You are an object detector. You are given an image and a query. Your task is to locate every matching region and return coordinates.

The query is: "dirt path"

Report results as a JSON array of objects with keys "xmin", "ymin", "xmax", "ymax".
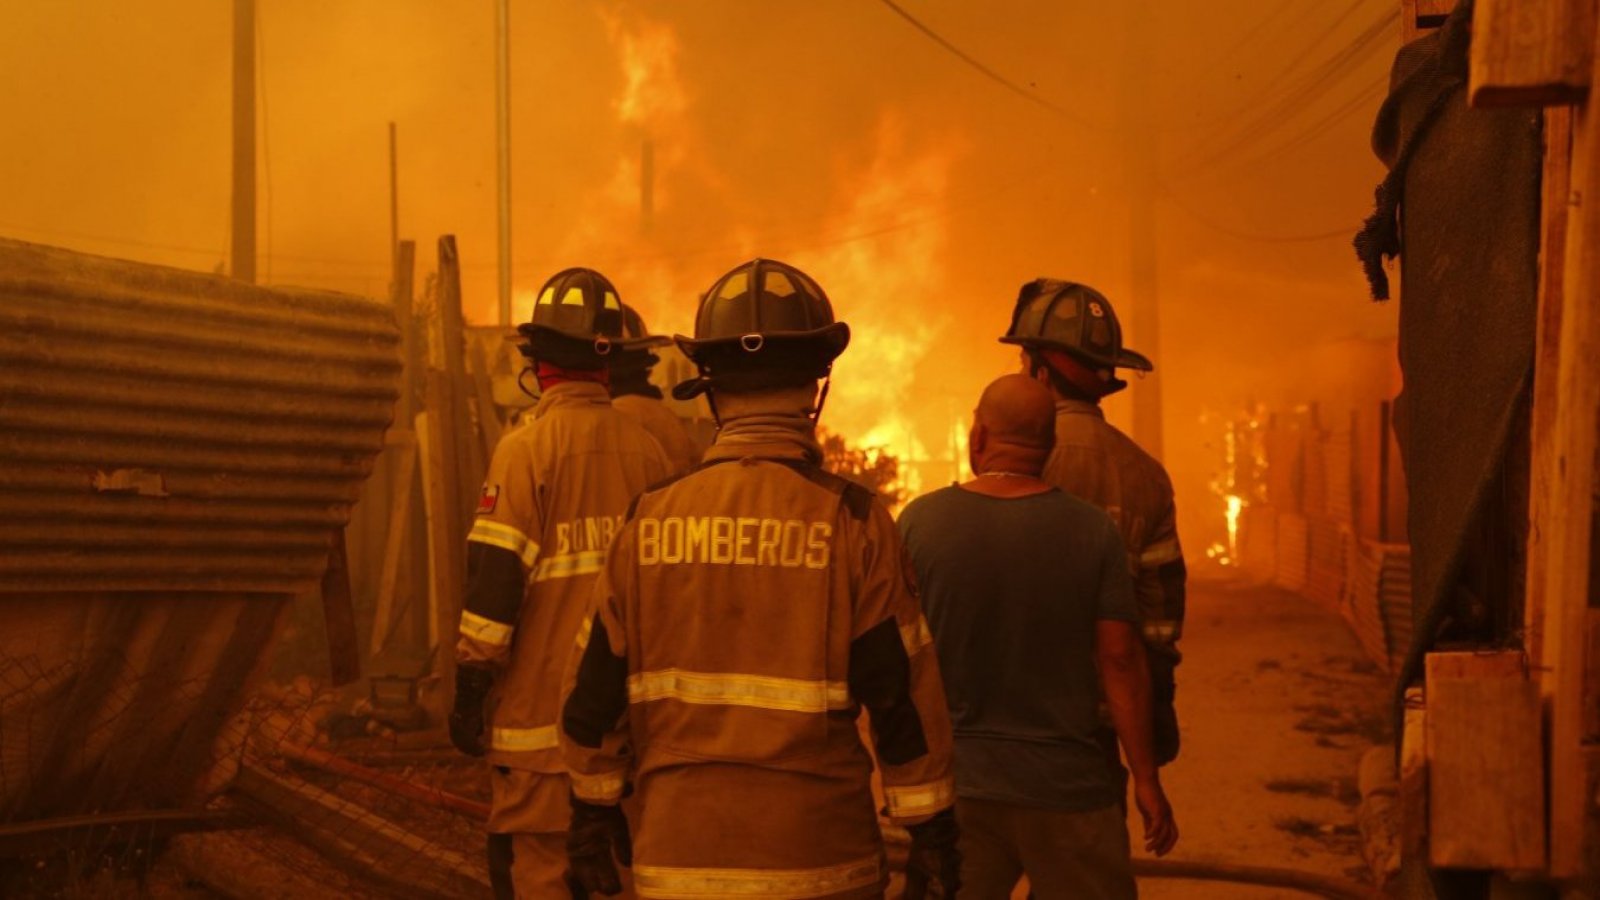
[{"xmin": 1124, "ymin": 577, "xmax": 1390, "ymax": 899}]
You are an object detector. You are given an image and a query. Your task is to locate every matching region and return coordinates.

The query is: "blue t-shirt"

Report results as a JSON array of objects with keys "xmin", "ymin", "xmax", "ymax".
[{"xmin": 898, "ymin": 485, "xmax": 1137, "ymax": 812}]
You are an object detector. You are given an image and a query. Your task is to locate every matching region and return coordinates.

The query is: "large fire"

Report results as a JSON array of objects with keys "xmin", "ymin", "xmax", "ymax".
[{"xmin": 540, "ymin": 7, "xmax": 964, "ymax": 500}]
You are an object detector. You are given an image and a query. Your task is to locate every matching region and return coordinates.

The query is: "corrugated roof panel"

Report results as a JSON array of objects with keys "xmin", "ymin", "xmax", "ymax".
[{"xmin": 0, "ymin": 238, "xmax": 400, "ymax": 594}]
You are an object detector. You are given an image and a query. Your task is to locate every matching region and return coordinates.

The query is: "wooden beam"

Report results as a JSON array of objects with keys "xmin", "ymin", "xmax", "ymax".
[
  {"xmin": 1426, "ymin": 678, "xmax": 1546, "ymax": 870},
  {"xmin": 1525, "ymin": 107, "xmax": 1575, "ymax": 673},
  {"xmin": 1541, "ymin": 22, "xmax": 1600, "ymax": 874},
  {"xmin": 1470, "ymin": 0, "xmax": 1594, "ymax": 108},
  {"xmin": 368, "ymin": 435, "xmax": 418, "ymax": 658},
  {"xmin": 320, "ymin": 529, "xmax": 361, "ymax": 687}
]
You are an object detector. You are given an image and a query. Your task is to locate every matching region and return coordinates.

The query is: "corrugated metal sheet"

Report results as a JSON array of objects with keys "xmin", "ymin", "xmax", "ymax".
[
  {"xmin": 1347, "ymin": 540, "xmax": 1391, "ymax": 669},
  {"xmin": 0, "ymin": 238, "xmax": 399, "ymax": 594},
  {"xmin": 1274, "ymin": 513, "xmax": 1310, "ymax": 592}
]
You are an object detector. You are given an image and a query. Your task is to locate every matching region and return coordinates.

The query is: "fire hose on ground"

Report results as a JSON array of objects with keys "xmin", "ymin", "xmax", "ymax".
[
  {"xmin": 281, "ymin": 744, "xmax": 1374, "ymax": 899},
  {"xmin": 1131, "ymin": 858, "xmax": 1373, "ymax": 899}
]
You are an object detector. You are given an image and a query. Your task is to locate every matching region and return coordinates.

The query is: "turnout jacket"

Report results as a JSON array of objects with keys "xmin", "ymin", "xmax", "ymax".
[
  {"xmin": 457, "ymin": 381, "xmax": 672, "ymax": 773},
  {"xmin": 613, "ymin": 392, "xmax": 700, "ymax": 476},
  {"xmin": 560, "ymin": 414, "xmax": 955, "ymax": 900},
  {"xmin": 1042, "ymin": 400, "xmax": 1186, "ymax": 751}
]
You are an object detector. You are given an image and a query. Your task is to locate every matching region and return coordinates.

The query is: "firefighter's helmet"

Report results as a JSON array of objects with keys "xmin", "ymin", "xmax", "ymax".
[
  {"xmin": 672, "ymin": 258, "xmax": 850, "ymax": 400},
  {"xmin": 619, "ymin": 304, "xmax": 671, "ymax": 349},
  {"xmin": 1000, "ymin": 278, "xmax": 1154, "ymax": 373},
  {"xmin": 516, "ymin": 268, "xmax": 646, "ymax": 367}
]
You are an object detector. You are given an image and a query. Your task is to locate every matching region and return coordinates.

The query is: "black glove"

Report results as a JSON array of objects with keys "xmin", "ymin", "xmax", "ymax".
[
  {"xmin": 567, "ymin": 795, "xmax": 632, "ymax": 896},
  {"xmin": 449, "ymin": 664, "xmax": 493, "ymax": 757},
  {"xmin": 903, "ymin": 808, "xmax": 961, "ymax": 900}
]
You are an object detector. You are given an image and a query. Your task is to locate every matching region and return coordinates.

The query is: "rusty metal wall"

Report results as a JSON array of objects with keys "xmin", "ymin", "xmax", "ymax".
[{"xmin": 0, "ymin": 238, "xmax": 400, "ymax": 594}]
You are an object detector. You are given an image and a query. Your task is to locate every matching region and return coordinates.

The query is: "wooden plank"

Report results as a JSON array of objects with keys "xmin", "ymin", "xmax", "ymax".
[
  {"xmin": 1541, "ymin": 24, "xmax": 1600, "ymax": 876},
  {"xmin": 1427, "ymin": 678, "xmax": 1546, "ymax": 870},
  {"xmin": 469, "ymin": 339, "xmax": 505, "ymax": 464},
  {"xmin": 1525, "ymin": 107, "xmax": 1575, "ymax": 673},
  {"xmin": 234, "ymin": 761, "xmax": 488, "ymax": 899},
  {"xmin": 435, "ymin": 235, "xmax": 480, "ymax": 530},
  {"xmin": 368, "ymin": 435, "xmax": 418, "ymax": 657},
  {"xmin": 1424, "ymin": 649, "xmax": 1528, "ymax": 682},
  {"xmin": 1470, "ymin": 0, "xmax": 1594, "ymax": 108},
  {"xmin": 320, "ymin": 529, "xmax": 361, "ymax": 687},
  {"xmin": 1400, "ymin": 687, "xmax": 1428, "ymax": 863}
]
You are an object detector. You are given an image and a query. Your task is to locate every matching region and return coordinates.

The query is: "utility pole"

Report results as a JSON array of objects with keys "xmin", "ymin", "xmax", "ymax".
[
  {"xmin": 231, "ymin": 0, "xmax": 256, "ymax": 283},
  {"xmin": 494, "ymin": 0, "xmax": 512, "ymax": 325},
  {"xmin": 389, "ymin": 122, "xmax": 399, "ymax": 269},
  {"xmin": 1121, "ymin": 0, "xmax": 1163, "ymax": 459}
]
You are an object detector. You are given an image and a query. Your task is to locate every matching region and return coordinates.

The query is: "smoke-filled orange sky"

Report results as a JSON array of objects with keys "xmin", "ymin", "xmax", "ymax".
[{"xmin": 0, "ymin": 0, "xmax": 1401, "ymax": 547}]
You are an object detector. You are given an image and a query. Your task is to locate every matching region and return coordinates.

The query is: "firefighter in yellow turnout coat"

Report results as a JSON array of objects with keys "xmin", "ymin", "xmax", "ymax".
[
  {"xmin": 609, "ymin": 304, "xmax": 701, "ymax": 477},
  {"xmin": 452, "ymin": 268, "xmax": 672, "ymax": 898},
  {"xmin": 560, "ymin": 259, "xmax": 961, "ymax": 900},
  {"xmin": 1002, "ymin": 279, "xmax": 1186, "ymax": 774}
]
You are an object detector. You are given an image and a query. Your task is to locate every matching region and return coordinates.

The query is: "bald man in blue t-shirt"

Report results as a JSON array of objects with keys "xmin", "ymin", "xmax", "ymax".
[{"xmin": 898, "ymin": 374, "xmax": 1177, "ymax": 900}]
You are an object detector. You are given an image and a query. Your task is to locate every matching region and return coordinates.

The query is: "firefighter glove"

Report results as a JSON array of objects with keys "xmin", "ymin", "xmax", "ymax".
[
  {"xmin": 449, "ymin": 664, "xmax": 493, "ymax": 757},
  {"xmin": 567, "ymin": 795, "xmax": 633, "ymax": 896},
  {"xmin": 903, "ymin": 808, "xmax": 961, "ymax": 900}
]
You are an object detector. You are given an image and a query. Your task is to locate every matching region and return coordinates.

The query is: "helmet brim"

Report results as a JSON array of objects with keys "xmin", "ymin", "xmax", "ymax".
[
  {"xmin": 674, "ymin": 322, "xmax": 851, "ymax": 364},
  {"xmin": 999, "ymin": 335, "xmax": 1155, "ymax": 373},
  {"xmin": 515, "ymin": 322, "xmax": 663, "ymax": 353}
]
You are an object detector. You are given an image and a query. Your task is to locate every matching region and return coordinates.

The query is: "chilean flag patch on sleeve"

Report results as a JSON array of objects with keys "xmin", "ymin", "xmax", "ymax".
[{"xmin": 477, "ymin": 484, "xmax": 500, "ymax": 515}]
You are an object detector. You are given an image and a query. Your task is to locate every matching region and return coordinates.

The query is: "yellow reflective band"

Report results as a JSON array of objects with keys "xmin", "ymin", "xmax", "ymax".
[
  {"xmin": 489, "ymin": 725, "xmax": 558, "ymax": 752},
  {"xmin": 469, "ymin": 519, "xmax": 540, "ymax": 569},
  {"xmin": 532, "ymin": 550, "xmax": 606, "ymax": 583},
  {"xmin": 884, "ymin": 777, "xmax": 955, "ymax": 819},
  {"xmin": 633, "ymin": 855, "xmax": 882, "ymax": 899},
  {"xmin": 459, "ymin": 610, "xmax": 514, "ymax": 647},
  {"xmin": 1139, "ymin": 538, "xmax": 1182, "ymax": 567},
  {"xmin": 571, "ymin": 770, "xmax": 626, "ymax": 804},
  {"xmin": 574, "ymin": 614, "xmax": 594, "ymax": 650},
  {"xmin": 627, "ymin": 669, "xmax": 851, "ymax": 714},
  {"xmin": 1143, "ymin": 619, "xmax": 1181, "ymax": 641},
  {"xmin": 900, "ymin": 617, "xmax": 934, "ymax": 655}
]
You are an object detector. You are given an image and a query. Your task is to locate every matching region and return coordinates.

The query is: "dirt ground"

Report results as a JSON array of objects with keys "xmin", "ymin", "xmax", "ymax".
[{"xmin": 1109, "ymin": 575, "xmax": 1390, "ymax": 899}]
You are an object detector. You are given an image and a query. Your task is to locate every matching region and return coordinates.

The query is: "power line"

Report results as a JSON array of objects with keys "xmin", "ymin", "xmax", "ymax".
[{"xmin": 874, "ymin": 0, "xmax": 1108, "ymax": 131}]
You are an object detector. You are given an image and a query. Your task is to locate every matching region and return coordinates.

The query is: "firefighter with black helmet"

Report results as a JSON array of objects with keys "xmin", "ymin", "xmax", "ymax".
[
  {"xmin": 559, "ymin": 258, "xmax": 960, "ymax": 899},
  {"xmin": 1001, "ymin": 278, "xmax": 1187, "ymax": 783},
  {"xmin": 451, "ymin": 267, "xmax": 672, "ymax": 898},
  {"xmin": 608, "ymin": 304, "xmax": 700, "ymax": 476}
]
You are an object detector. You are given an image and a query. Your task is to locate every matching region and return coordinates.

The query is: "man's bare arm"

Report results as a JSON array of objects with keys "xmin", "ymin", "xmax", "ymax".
[{"xmin": 1097, "ymin": 618, "xmax": 1178, "ymax": 855}]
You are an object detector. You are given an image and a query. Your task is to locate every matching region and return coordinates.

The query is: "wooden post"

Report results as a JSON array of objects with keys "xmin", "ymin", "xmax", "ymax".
[
  {"xmin": 392, "ymin": 240, "xmax": 418, "ymax": 425},
  {"xmin": 230, "ymin": 0, "xmax": 255, "ymax": 283}
]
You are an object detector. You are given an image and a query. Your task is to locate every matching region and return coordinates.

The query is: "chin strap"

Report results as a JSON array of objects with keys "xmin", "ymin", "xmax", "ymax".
[
  {"xmin": 516, "ymin": 366, "xmax": 539, "ymax": 400},
  {"xmin": 811, "ymin": 375, "xmax": 832, "ymax": 424}
]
